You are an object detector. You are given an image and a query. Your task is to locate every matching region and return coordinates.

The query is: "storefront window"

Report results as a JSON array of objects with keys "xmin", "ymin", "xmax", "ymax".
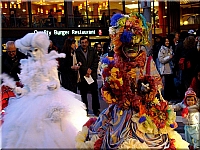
[
  {"xmin": 125, "ymin": 1, "xmax": 142, "ymax": 14},
  {"xmin": 1, "ymin": 1, "xmax": 29, "ymax": 27},
  {"xmin": 180, "ymin": 2, "xmax": 200, "ymax": 25},
  {"xmin": 31, "ymin": 0, "xmax": 64, "ymax": 28},
  {"xmin": 72, "ymin": 0, "xmax": 110, "ymax": 27}
]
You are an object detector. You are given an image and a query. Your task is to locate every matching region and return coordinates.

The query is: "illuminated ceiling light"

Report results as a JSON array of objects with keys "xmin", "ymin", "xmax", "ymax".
[
  {"xmin": 41, "ymin": 8, "xmax": 43, "ymax": 13},
  {"xmin": 183, "ymin": 20, "xmax": 188, "ymax": 25},
  {"xmin": 54, "ymin": 7, "xmax": 56, "ymax": 12},
  {"xmin": 10, "ymin": 3, "xmax": 12, "ymax": 8},
  {"xmin": 180, "ymin": 0, "xmax": 189, "ymax": 4},
  {"xmin": 62, "ymin": 9, "xmax": 64, "ymax": 14},
  {"xmin": 0, "ymin": 2, "xmax": 2, "ymax": 8},
  {"xmin": 18, "ymin": 4, "xmax": 21, "ymax": 9},
  {"xmin": 89, "ymin": 7, "xmax": 91, "ymax": 12},
  {"xmin": 11, "ymin": 2, "xmax": 14, "ymax": 4},
  {"xmin": 46, "ymin": 10, "xmax": 48, "ymax": 14},
  {"xmin": 84, "ymin": 2, "xmax": 86, "ymax": 7},
  {"xmin": 38, "ymin": 8, "xmax": 40, "ymax": 12},
  {"xmin": 17, "ymin": 0, "xmax": 21, "ymax": 3},
  {"xmin": 22, "ymin": 9, "xmax": 26, "ymax": 12},
  {"xmin": 79, "ymin": 4, "xmax": 82, "ymax": 10},
  {"xmin": 14, "ymin": 4, "xmax": 16, "ymax": 8}
]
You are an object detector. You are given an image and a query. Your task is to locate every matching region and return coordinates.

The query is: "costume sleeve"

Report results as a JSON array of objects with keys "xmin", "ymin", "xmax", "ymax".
[
  {"xmin": 48, "ymin": 60, "xmax": 60, "ymax": 90},
  {"xmin": 195, "ymin": 112, "xmax": 200, "ymax": 123},
  {"xmin": 172, "ymin": 101, "xmax": 185, "ymax": 111}
]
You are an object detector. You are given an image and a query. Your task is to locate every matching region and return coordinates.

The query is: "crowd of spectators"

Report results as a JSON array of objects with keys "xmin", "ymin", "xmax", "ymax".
[{"xmin": 151, "ymin": 28, "xmax": 200, "ymax": 103}]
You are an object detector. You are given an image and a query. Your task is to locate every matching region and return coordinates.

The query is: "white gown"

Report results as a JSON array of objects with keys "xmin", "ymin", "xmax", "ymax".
[{"xmin": 1, "ymin": 53, "xmax": 89, "ymax": 148}]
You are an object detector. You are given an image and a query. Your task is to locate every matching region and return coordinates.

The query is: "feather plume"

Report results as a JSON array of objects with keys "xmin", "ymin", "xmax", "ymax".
[
  {"xmin": 0, "ymin": 73, "xmax": 16, "ymax": 89},
  {"xmin": 47, "ymin": 50, "xmax": 66, "ymax": 60}
]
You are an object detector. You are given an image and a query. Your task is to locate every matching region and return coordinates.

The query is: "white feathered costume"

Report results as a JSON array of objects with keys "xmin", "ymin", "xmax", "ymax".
[{"xmin": 1, "ymin": 32, "xmax": 89, "ymax": 148}]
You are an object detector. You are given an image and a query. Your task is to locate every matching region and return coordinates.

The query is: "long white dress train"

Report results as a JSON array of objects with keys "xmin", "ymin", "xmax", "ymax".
[{"xmin": 1, "ymin": 52, "xmax": 88, "ymax": 148}]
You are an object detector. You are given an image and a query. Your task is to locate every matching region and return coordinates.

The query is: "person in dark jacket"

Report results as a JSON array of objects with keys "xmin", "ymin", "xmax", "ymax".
[
  {"xmin": 181, "ymin": 36, "xmax": 199, "ymax": 93},
  {"xmin": 59, "ymin": 38, "xmax": 80, "ymax": 93},
  {"xmin": 75, "ymin": 36, "xmax": 100, "ymax": 116},
  {"xmin": 2, "ymin": 41, "xmax": 27, "ymax": 81}
]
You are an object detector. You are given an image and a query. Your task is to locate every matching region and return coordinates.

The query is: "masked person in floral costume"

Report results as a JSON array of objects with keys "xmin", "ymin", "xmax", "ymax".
[{"xmin": 75, "ymin": 13, "xmax": 189, "ymax": 149}]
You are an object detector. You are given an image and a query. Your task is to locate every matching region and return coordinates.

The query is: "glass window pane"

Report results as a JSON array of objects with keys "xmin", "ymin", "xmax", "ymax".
[
  {"xmin": 1, "ymin": 1, "xmax": 29, "ymax": 27},
  {"xmin": 31, "ymin": 0, "xmax": 64, "ymax": 27}
]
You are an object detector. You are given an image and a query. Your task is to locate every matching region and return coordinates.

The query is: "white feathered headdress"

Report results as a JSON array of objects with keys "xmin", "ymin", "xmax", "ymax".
[
  {"xmin": 15, "ymin": 32, "xmax": 50, "ymax": 55},
  {"xmin": 31, "ymin": 32, "xmax": 50, "ymax": 54},
  {"xmin": 15, "ymin": 33, "xmax": 35, "ymax": 55}
]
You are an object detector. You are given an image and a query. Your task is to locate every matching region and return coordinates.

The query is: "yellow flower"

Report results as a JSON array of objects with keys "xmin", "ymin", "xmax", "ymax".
[
  {"xmin": 75, "ymin": 126, "xmax": 88, "ymax": 143},
  {"xmin": 153, "ymin": 97, "xmax": 159, "ymax": 105},
  {"xmin": 127, "ymin": 68, "xmax": 137, "ymax": 78},
  {"xmin": 75, "ymin": 126, "xmax": 99, "ymax": 149},
  {"xmin": 102, "ymin": 91, "xmax": 113, "ymax": 104},
  {"xmin": 119, "ymin": 138, "xmax": 149, "ymax": 149},
  {"xmin": 111, "ymin": 67, "xmax": 119, "ymax": 78},
  {"xmin": 168, "ymin": 130, "xmax": 189, "ymax": 149}
]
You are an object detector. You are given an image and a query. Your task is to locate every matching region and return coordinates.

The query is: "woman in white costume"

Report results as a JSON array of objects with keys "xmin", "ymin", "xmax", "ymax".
[{"xmin": 1, "ymin": 32, "xmax": 88, "ymax": 148}]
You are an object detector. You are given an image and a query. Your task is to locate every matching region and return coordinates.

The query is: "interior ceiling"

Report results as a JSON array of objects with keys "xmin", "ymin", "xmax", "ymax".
[{"xmin": 31, "ymin": 0, "xmax": 200, "ymax": 10}]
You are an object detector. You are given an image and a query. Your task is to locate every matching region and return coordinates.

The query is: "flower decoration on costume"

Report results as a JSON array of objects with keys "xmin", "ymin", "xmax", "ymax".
[
  {"xmin": 119, "ymin": 138, "xmax": 149, "ymax": 149},
  {"xmin": 133, "ymin": 100, "xmax": 177, "ymax": 134},
  {"xmin": 110, "ymin": 13, "xmax": 124, "ymax": 27},
  {"xmin": 120, "ymin": 31, "xmax": 134, "ymax": 44},
  {"xmin": 137, "ymin": 75, "xmax": 158, "ymax": 103},
  {"xmin": 109, "ymin": 12, "xmax": 151, "ymax": 54}
]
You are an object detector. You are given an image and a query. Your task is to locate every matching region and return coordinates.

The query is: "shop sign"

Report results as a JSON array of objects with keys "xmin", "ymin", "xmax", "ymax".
[{"xmin": 33, "ymin": 29, "xmax": 96, "ymax": 36}]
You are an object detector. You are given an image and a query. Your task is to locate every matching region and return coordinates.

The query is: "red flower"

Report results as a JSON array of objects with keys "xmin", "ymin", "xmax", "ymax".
[
  {"xmin": 83, "ymin": 118, "xmax": 97, "ymax": 128},
  {"xmin": 165, "ymin": 139, "xmax": 176, "ymax": 150},
  {"xmin": 148, "ymin": 101, "xmax": 169, "ymax": 128},
  {"xmin": 94, "ymin": 137, "xmax": 103, "ymax": 150}
]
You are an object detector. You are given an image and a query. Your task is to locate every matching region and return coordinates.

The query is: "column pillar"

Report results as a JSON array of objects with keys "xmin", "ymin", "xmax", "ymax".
[
  {"xmin": 158, "ymin": 1, "xmax": 166, "ymax": 36},
  {"xmin": 168, "ymin": 1, "xmax": 180, "ymax": 33},
  {"xmin": 142, "ymin": 2, "xmax": 152, "ymax": 46},
  {"xmin": 65, "ymin": 1, "xmax": 73, "ymax": 27},
  {"xmin": 93, "ymin": 3, "xmax": 99, "ymax": 23},
  {"xmin": 28, "ymin": 2, "xmax": 32, "ymax": 27}
]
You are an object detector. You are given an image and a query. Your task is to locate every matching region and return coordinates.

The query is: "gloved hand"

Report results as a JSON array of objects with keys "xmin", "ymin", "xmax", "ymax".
[
  {"xmin": 47, "ymin": 82, "xmax": 57, "ymax": 91},
  {"xmin": 14, "ymin": 87, "xmax": 27, "ymax": 97}
]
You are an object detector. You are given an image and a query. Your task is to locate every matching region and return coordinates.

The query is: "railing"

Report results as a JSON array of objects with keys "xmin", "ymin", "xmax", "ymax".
[
  {"xmin": 2, "ymin": 14, "xmax": 29, "ymax": 28},
  {"xmin": 2, "ymin": 14, "xmax": 111, "ymax": 28}
]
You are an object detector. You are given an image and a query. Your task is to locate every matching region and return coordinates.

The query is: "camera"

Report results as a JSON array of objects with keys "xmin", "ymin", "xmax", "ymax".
[{"xmin": 76, "ymin": 63, "xmax": 80, "ymax": 66}]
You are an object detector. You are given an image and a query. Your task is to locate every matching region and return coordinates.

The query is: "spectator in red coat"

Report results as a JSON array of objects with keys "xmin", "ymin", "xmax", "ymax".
[{"xmin": 190, "ymin": 65, "xmax": 200, "ymax": 98}]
